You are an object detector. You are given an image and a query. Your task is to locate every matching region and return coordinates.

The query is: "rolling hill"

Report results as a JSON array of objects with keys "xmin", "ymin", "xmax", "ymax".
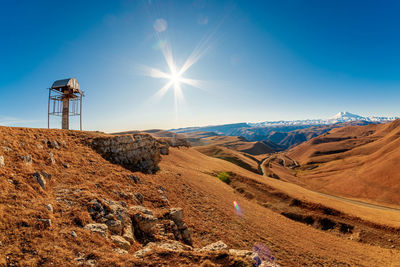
[{"xmin": 263, "ymin": 119, "xmax": 400, "ymax": 206}]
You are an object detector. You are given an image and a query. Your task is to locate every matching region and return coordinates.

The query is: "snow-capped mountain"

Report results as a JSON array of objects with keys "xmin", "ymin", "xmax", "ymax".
[{"xmin": 249, "ymin": 112, "xmax": 398, "ymax": 127}]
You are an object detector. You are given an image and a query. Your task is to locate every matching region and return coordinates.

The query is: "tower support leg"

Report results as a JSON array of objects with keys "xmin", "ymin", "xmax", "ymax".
[{"xmin": 62, "ymin": 98, "xmax": 69, "ymax": 130}]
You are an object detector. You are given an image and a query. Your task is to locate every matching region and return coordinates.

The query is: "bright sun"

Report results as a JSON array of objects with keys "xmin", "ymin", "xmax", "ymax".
[
  {"xmin": 140, "ymin": 41, "xmax": 207, "ymax": 115},
  {"xmin": 169, "ymin": 72, "xmax": 181, "ymax": 85}
]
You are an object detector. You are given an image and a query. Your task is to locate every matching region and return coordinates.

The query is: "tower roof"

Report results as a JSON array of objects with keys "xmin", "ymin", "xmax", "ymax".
[{"xmin": 51, "ymin": 78, "xmax": 83, "ymax": 95}]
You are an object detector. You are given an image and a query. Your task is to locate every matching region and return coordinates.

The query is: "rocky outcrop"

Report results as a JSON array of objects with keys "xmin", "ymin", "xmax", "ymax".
[
  {"xmin": 91, "ymin": 134, "xmax": 161, "ymax": 174},
  {"xmin": 83, "ymin": 197, "xmax": 194, "ymax": 254},
  {"xmin": 83, "ymin": 223, "xmax": 108, "ymax": 237},
  {"xmin": 157, "ymin": 137, "xmax": 190, "ymax": 155},
  {"xmin": 134, "ymin": 239, "xmax": 277, "ymax": 266}
]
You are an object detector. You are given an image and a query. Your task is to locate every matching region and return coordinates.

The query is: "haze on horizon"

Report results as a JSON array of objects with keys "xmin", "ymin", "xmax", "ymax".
[{"xmin": 1, "ymin": 0, "xmax": 400, "ymax": 132}]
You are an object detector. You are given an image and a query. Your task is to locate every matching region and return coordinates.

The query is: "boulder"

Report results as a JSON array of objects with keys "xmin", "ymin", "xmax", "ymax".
[
  {"xmin": 130, "ymin": 206, "xmax": 153, "ymax": 215},
  {"xmin": 157, "ymin": 240, "xmax": 193, "ymax": 251},
  {"xmin": 0, "ymin": 155, "xmax": 4, "ymax": 168},
  {"xmin": 169, "ymin": 208, "xmax": 184, "ymax": 225},
  {"xmin": 133, "ymin": 240, "xmax": 193, "ymax": 258},
  {"xmin": 84, "ymin": 223, "xmax": 108, "ymax": 237},
  {"xmin": 130, "ymin": 206, "xmax": 157, "ymax": 234},
  {"xmin": 229, "ymin": 249, "xmax": 257, "ymax": 263},
  {"xmin": 122, "ymin": 225, "xmax": 135, "ymax": 244},
  {"xmin": 105, "ymin": 219, "xmax": 123, "ymax": 235},
  {"xmin": 111, "ymin": 235, "xmax": 131, "ymax": 250},
  {"xmin": 133, "ymin": 242, "xmax": 157, "ymax": 258},
  {"xmin": 200, "ymin": 241, "xmax": 228, "ymax": 252},
  {"xmin": 113, "ymin": 248, "xmax": 128, "ymax": 254}
]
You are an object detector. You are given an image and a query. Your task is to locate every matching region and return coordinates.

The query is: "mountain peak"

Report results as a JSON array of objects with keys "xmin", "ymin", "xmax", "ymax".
[{"xmin": 330, "ymin": 112, "xmax": 362, "ymax": 120}]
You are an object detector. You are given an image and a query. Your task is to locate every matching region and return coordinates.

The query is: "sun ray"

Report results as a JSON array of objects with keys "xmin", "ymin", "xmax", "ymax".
[{"xmin": 154, "ymin": 80, "xmax": 173, "ymax": 99}]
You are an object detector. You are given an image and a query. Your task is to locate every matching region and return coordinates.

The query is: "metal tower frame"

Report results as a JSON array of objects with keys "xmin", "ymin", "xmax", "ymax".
[{"xmin": 47, "ymin": 78, "xmax": 84, "ymax": 130}]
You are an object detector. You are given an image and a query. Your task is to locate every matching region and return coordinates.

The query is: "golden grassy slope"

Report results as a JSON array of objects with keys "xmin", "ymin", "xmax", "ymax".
[{"xmin": 285, "ymin": 120, "xmax": 400, "ymax": 205}]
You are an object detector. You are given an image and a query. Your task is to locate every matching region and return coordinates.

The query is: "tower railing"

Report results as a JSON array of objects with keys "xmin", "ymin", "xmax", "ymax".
[{"xmin": 48, "ymin": 88, "xmax": 83, "ymax": 130}]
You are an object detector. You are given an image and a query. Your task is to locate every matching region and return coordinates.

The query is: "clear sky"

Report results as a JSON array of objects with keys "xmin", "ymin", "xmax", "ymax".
[{"xmin": 1, "ymin": 0, "xmax": 400, "ymax": 132}]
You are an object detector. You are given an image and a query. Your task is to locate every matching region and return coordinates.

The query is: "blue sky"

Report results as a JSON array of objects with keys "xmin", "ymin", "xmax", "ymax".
[{"xmin": 1, "ymin": 0, "xmax": 400, "ymax": 131}]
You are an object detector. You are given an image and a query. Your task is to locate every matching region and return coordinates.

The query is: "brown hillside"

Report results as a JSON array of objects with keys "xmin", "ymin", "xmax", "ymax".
[
  {"xmin": 2, "ymin": 126, "xmax": 400, "ymax": 266},
  {"xmin": 285, "ymin": 120, "xmax": 400, "ymax": 205}
]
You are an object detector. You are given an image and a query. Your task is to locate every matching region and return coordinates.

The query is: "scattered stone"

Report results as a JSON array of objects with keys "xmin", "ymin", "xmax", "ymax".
[
  {"xmin": 49, "ymin": 140, "xmax": 60, "ymax": 149},
  {"xmin": 46, "ymin": 204, "xmax": 53, "ymax": 213},
  {"xmin": 113, "ymin": 248, "xmax": 128, "ymax": 254},
  {"xmin": 111, "ymin": 235, "xmax": 131, "ymax": 250},
  {"xmin": 71, "ymin": 231, "xmax": 77, "ymax": 238},
  {"xmin": 33, "ymin": 172, "xmax": 46, "ymax": 189},
  {"xmin": 74, "ymin": 253, "xmax": 96, "ymax": 267},
  {"xmin": 200, "ymin": 241, "xmax": 228, "ymax": 252},
  {"xmin": 37, "ymin": 144, "xmax": 43, "ymax": 149},
  {"xmin": 37, "ymin": 218, "xmax": 52, "ymax": 228},
  {"xmin": 63, "ymin": 163, "xmax": 70, "ymax": 168},
  {"xmin": 40, "ymin": 171, "xmax": 52, "ymax": 180},
  {"xmin": 22, "ymin": 155, "xmax": 32, "ymax": 165},
  {"xmin": 59, "ymin": 140, "xmax": 67, "ymax": 148},
  {"xmin": 84, "ymin": 223, "xmax": 108, "ymax": 237},
  {"xmin": 129, "ymin": 175, "xmax": 141, "ymax": 184},
  {"xmin": 134, "ymin": 192, "xmax": 144, "ymax": 203},
  {"xmin": 0, "ymin": 155, "xmax": 4, "ymax": 168},
  {"xmin": 2, "ymin": 146, "xmax": 12, "ymax": 152},
  {"xmin": 49, "ymin": 153, "xmax": 56, "ymax": 165}
]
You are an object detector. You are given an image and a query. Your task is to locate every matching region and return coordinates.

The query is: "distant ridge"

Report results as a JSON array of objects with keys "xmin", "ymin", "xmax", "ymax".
[
  {"xmin": 249, "ymin": 112, "xmax": 399, "ymax": 127},
  {"xmin": 171, "ymin": 112, "xmax": 398, "ymax": 150}
]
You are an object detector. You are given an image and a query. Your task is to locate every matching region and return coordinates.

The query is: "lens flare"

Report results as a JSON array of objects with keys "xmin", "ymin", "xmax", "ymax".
[{"xmin": 233, "ymin": 200, "xmax": 242, "ymax": 216}]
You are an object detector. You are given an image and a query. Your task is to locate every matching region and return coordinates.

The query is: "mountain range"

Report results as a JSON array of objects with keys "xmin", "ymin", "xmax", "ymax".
[
  {"xmin": 250, "ymin": 112, "xmax": 398, "ymax": 127},
  {"xmin": 171, "ymin": 112, "xmax": 398, "ymax": 149}
]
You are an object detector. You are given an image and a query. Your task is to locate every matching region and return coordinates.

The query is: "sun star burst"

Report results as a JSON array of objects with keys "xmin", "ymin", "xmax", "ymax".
[{"xmin": 140, "ymin": 41, "xmax": 207, "ymax": 115}]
